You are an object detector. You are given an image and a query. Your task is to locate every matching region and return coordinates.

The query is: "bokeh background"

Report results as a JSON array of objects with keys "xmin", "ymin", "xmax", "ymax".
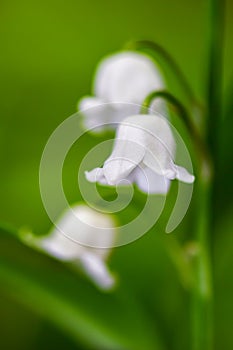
[{"xmin": 0, "ymin": 0, "xmax": 233, "ymax": 349}]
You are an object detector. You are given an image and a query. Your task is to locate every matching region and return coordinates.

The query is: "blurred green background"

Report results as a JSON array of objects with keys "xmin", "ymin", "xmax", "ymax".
[{"xmin": 0, "ymin": 0, "xmax": 233, "ymax": 349}]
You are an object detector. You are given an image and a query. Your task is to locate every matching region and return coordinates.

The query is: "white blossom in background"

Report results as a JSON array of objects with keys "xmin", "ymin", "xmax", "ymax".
[
  {"xmin": 86, "ymin": 114, "xmax": 195, "ymax": 194},
  {"xmin": 22, "ymin": 204, "xmax": 117, "ymax": 291},
  {"xmin": 78, "ymin": 51, "xmax": 166, "ymax": 131}
]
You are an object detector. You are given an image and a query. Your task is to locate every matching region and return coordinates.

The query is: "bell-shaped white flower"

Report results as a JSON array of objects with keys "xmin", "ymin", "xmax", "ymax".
[
  {"xmin": 85, "ymin": 114, "xmax": 195, "ymax": 194},
  {"xmin": 22, "ymin": 204, "xmax": 117, "ymax": 291},
  {"xmin": 78, "ymin": 51, "xmax": 166, "ymax": 131}
]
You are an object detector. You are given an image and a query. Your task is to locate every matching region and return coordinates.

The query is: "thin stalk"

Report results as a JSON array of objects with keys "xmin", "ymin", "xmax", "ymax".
[
  {"xmin": 125, "ymin": 40, "xmax": 201, "ymax": 109},
  {"xmin": 141, "ymin": 90, "xmax": 194, "ymax": 131},
  {"xmin": 192, "ymin": 0, "xmax": 224, "ymax": 349},
  {"xmin": 191, "ymin": 177, "xmax": 213, "ymax": 350},
  {"xmin": 206, "ymin": 0, "xmax": 224, "ymax": 160}
]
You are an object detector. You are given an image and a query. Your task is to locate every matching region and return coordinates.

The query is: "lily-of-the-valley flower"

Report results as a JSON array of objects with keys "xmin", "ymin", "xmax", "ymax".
[
  {"xmin": 21, "ymin": 204, "xmax": 117, "ymax": 291},
  {"xmin": 78, "ymin": 51, "xmax": 166, "ymax": 131},
  {"xmin": 85, "ymin": 114, "xmax": 195, "ymax": 194}
]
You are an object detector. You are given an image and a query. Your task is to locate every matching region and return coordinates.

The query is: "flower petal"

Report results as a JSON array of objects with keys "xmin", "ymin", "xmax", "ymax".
[
  {"xmin": 39, "ymin": 231, "xmax": 82, "ymax": 261},
  {"xmin": 79, "ymin": 252, "xmax": 116, "ymax": 291},
  {"xmin": 103, "ymin": 139, "xmax": 145, "ymax": 185},
  {"xmin": 78, "ymin": 96, "xmax": 115, "ymax": 131},
  {"xmin": 94, "ymin": 51, "xmax": 164, "ymax": 105},
  {"xmin": 85, "ymin": 168, "xmax": 108, "ymax": 185},
  {"xmin": 131, "ymin": 166, "xmax": 170, "ymax": 194},
  {"xmin": 172, "ymin": 164, "xmax": 195, "ymax": 183},
  {"xmin": 117, "ymin": 114, "xmax": 175, "ymax": 176},
  {"xmin": 84, "ymin": 114, "xmax": 194, "ymax": 190},
  {"xmin": 160, "ymin": 162, "xmax": 195, "ymax": 184}
]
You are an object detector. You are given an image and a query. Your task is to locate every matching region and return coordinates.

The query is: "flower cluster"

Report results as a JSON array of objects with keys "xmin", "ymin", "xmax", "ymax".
[
  {"xmin": 79, "ymin": 51, "xmax": 195, "ymax": 194},
  {"xmin": 28, "ymin": 49, "xmax": 195, "ymax": 291}
]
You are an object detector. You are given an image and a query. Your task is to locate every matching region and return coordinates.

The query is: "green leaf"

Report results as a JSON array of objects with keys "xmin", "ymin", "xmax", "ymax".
[{"xmin": 0, "ymin": 225, "xmax": 162, "ymax": 350}]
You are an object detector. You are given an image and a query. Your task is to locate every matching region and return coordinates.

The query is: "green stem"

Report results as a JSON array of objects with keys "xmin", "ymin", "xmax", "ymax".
[
  {"xmin": 141, "ymin": 90, "xmax": 193, "ymax": 130},
  {"xmin": 125, "ymin": 40, "xmax": 200, "ymax": 109},
  {"xmin": 192, "ymin": 0, "xmax": 224, "ymax": 349},
  {"xmin": 206, "ymin": 0, "xmax": 224, "ymax": 159},
  {"xmin": 191, "ymin": 178, "xmax": 213, "ymax": 350},
  {"xmin": 206, "ymin": 0, "xmax": 225, "ymax": 218}
]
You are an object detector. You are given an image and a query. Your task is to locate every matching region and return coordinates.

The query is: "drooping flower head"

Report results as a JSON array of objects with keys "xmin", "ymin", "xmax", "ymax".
[
  {"xmin": 78, "ymin": 51, "xmax": 166, "ymax": 131},
  {"xmin": 85, "ymin": 114, "xmax": 195, "ymax": 194},
  {"xmin": 22, "ymin": 204, "xmax": 117, "ymax": 290}
]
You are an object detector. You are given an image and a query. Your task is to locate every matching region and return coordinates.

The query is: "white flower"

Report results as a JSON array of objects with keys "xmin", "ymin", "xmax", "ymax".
[
  {"xmin": 78, "ymin": 51, "xmax": 166, "ymax": 131},
  {"xmin": 85, "ymin": 114, "xmax": 195, "ymax": 194},
  {"xmin": 22, "ymin": 204, "xmax": 117, "ymax": 291}
]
